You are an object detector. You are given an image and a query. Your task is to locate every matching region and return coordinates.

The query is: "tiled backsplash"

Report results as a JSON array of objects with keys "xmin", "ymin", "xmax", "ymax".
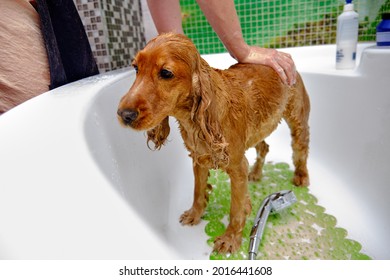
[
  {"xmin": 74, "ymin": 0, "xmax": 390, "ymax": 66},
  {"xmin": 74, "ymin": 0, "xmax": 145, "ymax": 72},
  {"xmin": 180, "ymin": 0, "xmax": 390, "ymax": 54}
]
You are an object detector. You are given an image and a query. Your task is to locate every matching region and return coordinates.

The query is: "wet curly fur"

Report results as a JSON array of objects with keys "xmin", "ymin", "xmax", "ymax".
[{"xmin": 117, "ymin": 33, "xmax": 310, "ymax": 254}]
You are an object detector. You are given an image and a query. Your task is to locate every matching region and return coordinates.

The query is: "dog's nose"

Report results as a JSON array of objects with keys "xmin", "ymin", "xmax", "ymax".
[{"xmin": 118, "ymin": 109, "xmax": 138, "ymax": 125}]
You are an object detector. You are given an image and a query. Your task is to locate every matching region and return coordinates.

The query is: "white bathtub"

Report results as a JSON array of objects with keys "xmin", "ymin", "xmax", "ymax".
[{"xmin": 0, "ymin": 43, "xmax": 389, "ymax": 259}]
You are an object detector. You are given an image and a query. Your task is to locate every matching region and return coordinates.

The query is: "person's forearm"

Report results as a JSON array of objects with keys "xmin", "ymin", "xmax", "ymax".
[
  {"xmin": 195, "ymin": 0, "xmax": 249, "ymax": 61},
  {"xmin": 147, "ymin": 0, "xmax": 184, "ymax": 34},
  {"xmin": 148, "ymin": 0, "xmax": 296, "ymax": 86}
]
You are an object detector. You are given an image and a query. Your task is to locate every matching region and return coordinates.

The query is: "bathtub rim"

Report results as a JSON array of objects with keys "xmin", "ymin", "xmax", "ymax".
[{"xmin": 0, "ymin": 42, "xmax": 389, "ymax": 259}]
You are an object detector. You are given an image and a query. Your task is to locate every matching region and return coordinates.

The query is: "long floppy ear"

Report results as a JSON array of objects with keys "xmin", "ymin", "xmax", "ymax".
[
  {"xmin": 146, "ymin": 116, "xmax": 170, "ymax": 150},
  {"xmin": 191, "ymin": 57, "xmax": 229, "ymax": 168}
]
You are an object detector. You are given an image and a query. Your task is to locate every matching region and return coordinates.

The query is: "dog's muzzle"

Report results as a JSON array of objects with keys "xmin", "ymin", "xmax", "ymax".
[{"xmin": 117, "ymin": 108, "xmax": 138, "ymax": 125}]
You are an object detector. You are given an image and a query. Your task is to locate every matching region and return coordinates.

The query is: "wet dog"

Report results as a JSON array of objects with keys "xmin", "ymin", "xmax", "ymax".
[{"xmin": 117, "ymin": 33, "xmax": 310, "ymax": 253}]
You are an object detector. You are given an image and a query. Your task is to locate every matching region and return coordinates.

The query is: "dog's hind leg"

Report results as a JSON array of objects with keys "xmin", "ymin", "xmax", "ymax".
[
  {"xmin": 289, "ymin": 121, "xmax": 310, "ymax": 186},
  {"xmin": 284, "ymin": 87, "xmax": 310, "ymax": 186},
  {"xmin": 248, "ymin": 140, "xmax": 269, "ymax": 182},
  {"xmin": 180, "ymin": 163, "xmax": 211, "ymax": 225}
]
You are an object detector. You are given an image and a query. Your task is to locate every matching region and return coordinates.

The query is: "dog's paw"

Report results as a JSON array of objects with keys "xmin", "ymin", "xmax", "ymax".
[
  {"xmin": 213, "ymin": 233, "xmax": 242, "ymax": 254},
  {"xmin": 248, "ymin": 171, "xmax": 262, "ymax": 182},
  {"xmin": 293, "ymin": 170, "xmax": 310, "ymax": 187},
  {"xmin": 179, "ymin": 208, "xmax": 202, "ymax": 226}
]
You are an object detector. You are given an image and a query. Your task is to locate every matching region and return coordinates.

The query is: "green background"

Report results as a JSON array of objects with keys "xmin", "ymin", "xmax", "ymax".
[{"xmin": 180, "ymin": 0, "xmax": 390, "ymax": 54}]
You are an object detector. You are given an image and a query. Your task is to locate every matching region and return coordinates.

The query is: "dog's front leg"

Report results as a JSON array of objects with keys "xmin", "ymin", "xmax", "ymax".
[
  {"xmin": 214, "ymin": 158, "xmax": 252, "ymax": 253},
  {"xmin": 180, "ymin": 162, "xmax": 211, "ymax": 226}
]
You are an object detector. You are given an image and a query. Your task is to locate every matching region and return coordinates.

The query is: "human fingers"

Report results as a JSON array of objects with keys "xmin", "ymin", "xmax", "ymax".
[
  {"xmin": 271, "ymin": 59, "xmax": 289, "ymax": 85},
  {"xmin": 239, "ymin": 46, "xmax": 296, "ymax": 85},
  {"xmin": 276, "ymin": 52, "xmax": 297, "ymax": 86},
  {"xmin": 246, "ymin": 48, "xmax": 289, "ymax": 84}
]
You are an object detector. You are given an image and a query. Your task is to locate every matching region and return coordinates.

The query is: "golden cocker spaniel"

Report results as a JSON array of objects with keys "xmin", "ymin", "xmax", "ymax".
[{"xmin": 117, "ymin": 33, "xmax": 310, "ymax": 254}]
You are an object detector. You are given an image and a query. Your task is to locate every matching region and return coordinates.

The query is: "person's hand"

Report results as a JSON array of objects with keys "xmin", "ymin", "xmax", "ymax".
[
  {"xmin": 147, "ymin": 0, "xmax": 297, "ymax": 86},
  {"xmin": 235, "ymin": 45, "xmax": 297, "ymax": 86}
]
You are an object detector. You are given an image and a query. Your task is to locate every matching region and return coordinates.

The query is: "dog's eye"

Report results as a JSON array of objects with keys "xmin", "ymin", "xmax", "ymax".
[
  {"xmin": 133, "ymin": 65, "xmax": 138, "ymax": 73},
  {"xmin": 160, "ymin": 69, "xmax": 174, "ymax": 79}
]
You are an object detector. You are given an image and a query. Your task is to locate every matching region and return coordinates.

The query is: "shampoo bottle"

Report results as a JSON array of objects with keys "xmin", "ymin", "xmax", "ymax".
[
  {"xmin": 336, "ymin": 0, "xmax": 359, "ymax": 69},
  {"xmin": 377, "ymin": 13, "xmax": 390, "ymax": 46}
]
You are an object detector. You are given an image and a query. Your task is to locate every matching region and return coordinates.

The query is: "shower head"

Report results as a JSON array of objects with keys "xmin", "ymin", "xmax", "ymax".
[
  {"xmin": 248, "ymin": 190, "xmax": 297, "ymax": 260},
  {"xmin": 270, "ymin": 190, "xmax": 297, "ymax": 213}
]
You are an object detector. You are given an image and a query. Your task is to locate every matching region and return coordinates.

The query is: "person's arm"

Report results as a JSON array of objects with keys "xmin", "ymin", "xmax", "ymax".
[
  {"xmin": 147, "ymin": 0, "xmax": 297, "ymax": 85},
  {"xmin": 196, "ymin": 0, "xmax": 296, "ymax": 86},
  {"xmin": 147, "ymin": 0, "xmax": 184, "ymax": 34}
]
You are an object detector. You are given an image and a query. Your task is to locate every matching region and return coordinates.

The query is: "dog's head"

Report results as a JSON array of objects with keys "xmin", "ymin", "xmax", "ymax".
[
  {"xmin": 117, "ymin": 33, "xmax": 228, "ymax": 165},
  {"xmin": 117, "ymin": 33, "xmax": 200, "ymax": 130}
]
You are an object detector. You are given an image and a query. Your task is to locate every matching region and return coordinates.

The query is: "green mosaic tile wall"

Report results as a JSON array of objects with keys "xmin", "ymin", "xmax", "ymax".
[{"xmin": 180, "ymin": 0, "xmax": 390, "ymax": 54}]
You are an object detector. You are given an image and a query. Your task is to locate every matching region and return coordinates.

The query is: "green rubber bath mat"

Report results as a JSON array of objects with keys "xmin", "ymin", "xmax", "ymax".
[{"xmin": 204, "ymin": 162, "xmax": 371, "ymax": 260}]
